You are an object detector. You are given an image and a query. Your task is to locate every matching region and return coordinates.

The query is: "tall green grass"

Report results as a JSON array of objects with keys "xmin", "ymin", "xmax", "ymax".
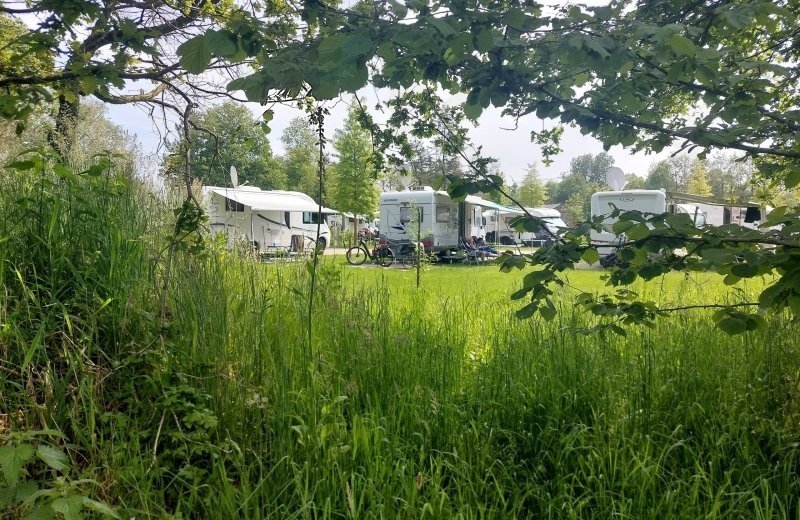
[{"xmin": 2, "ymin": 161, "xmax": 799, "ymax": 518}]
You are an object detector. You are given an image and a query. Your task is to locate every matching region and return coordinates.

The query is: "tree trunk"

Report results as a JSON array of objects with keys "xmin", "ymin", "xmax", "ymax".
[{"xmin": 50, "ymin": 88, "xmax": 79, "ymax": 160}]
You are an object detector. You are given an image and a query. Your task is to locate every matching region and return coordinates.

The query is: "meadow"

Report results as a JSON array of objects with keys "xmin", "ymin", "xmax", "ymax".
[{"xmin": 2, "ymin": 167, "xmax": 800, "ymax": 518}]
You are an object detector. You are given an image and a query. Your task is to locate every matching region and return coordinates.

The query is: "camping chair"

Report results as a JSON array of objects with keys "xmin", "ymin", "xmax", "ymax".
[{"xmin": 461, "ymin": 237, "xmax": 484, "ymax": 265}]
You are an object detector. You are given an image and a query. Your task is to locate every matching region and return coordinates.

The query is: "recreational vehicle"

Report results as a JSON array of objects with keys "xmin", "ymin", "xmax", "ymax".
[
  {"xmin": 202, "ymin": 186, "xmax": 333, "ymax": 251},
  {"xmin": 590, "ymin": 189, "xmax": 711, "ymax": 258},
  {"xmin": 484, "ymin": 207, "xmax": 567, "ymax": 246},
  {"xmin": 379, "ymin": 187, "xmax": 508, "ymax": 254}
]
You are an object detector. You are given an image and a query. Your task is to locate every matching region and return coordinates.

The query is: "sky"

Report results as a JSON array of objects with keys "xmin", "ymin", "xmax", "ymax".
[{"xmin": 109, "ymin": 96, "xmax": 671, "ymax": 186}]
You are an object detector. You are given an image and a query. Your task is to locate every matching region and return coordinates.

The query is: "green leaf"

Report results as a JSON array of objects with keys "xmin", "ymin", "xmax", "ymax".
[
  {"xmin": 716, "ymin": 315, "xmax": 747, "ymax": 335},
  {"xmin": 669, "ymin": 34, "xmax": 697, "ymax": 56},
  {"xmin": 24, "ymin": 504, "xmax": 54, "ymax": 520},
  {"xmin": 612, "ymin": 219, "xmax": 635, "ymax": 234},
  {"xmin": 516, "ymin": 302, "xmax": 537, "ymax": 319},
  {"xmin": 36, "ymin": 445, "xmax": 68, "ymax": 472},
  {"xmin": 463, "ymin": 102, "xmax": 482, "ymax": 120},
  {"xmin": 318, "ymin": 34, "xmax": 346, "ymax": 62},
  {"xmin": 342, "ymin": 34, "xmax": 373, "ymax": 58},
  {"xmin": 539, "ymin": 301, "xmax": 556, "ymax": 321},
  {"xmin": 6, "ymin": 160, "xmax": 36, "ymax": 170},
  {"xmin": 338, "ymin": 62, "xmax": 369, "ymax": 92},
  {"xmin": 730, "ymin": 263, "xmax": 759, "ymax": 278},
  {"xmin": 475, "ymin": 29, "xmax": 493, "ymax": 52},
  {"xmin": 82, "ymin": 498, "xmax": 120, "ymax": 519},
  {"xmin": 510, "ymin": 287, "xmax": 530, "ymax": 300},
  {"xmin": 758, "ymin": 283, "xmax": 784, "ymax": 308},
  {"xmin": 609, "ymin": 324, "xmax": 628, "ymax": 336},
  {"xmin": 51, "ymin": 495, "xmax": 84, "ymax": 520},
  {"xmin": 787, "ymin": 295, "xmax": 800, "ymax": 316},
  {"xmin": 52, "ymin": 164, "xmax": 75, "ymax": 179},
  {"xmin": 177, "ymin": 35, "xmax": 212, "ymax": 75},
  {"xmin": 428, "ymin": 17, "xmax": 457, "ymax": 37},
  {"xmin": 700, "ymin": 248, "xmax": 737, "ymax": 265},
  {"xmin": 581, "ymin": 248, "xmax": 599, "ymax": 265},
  {"xmin": 0, "ymin": 444, "xmax": 34, "ymax": 487},
  {"xmin": 502, "ymin": 8, "xmax": 527, "ymax": 30},
  {"xmin": 205, "ymin": 30, "xmax": 237, "ymax": 58},
  {"xmin": 490, "ymin": 89, "xmax": 509, "ymax": 108},
  {"xmin": 387, "ymin": 0, "xmax": 407, "ymax": 18},
  {"xmin": 626, "ymin": 223, "xmax": 650, "ymax": 240},
  {"xmin": 785, "ymin": 167, "xmax": 800, "ymax": 189},
  {"xmin": 522, "ymin": 269, "xmax": 553, "ymax": 287}
]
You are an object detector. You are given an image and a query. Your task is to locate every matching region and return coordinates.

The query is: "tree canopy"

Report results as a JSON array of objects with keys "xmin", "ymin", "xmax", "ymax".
[{"xmin": 163, "ymin": 101, "xmax": 281, "ymax": 189}]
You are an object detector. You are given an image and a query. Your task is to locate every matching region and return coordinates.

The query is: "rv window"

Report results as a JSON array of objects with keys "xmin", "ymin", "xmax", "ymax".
[
  {"xmin": 744, "ymin": 206, "xmax": 761, "ymax": 223},
  {"xmin": 302, "ymin": 211, "xmax": 321, "ymax": 224},
  {"xmin": 436, "ymin": 205, "xmax": 451, "ymax": 223},
  {"xmin": 225, "ymin": 198, "xmax": 245, "ymax": 212},
  {"xmin": 400, "ymin": 206, "xmax": 410, "ymax": 224}
]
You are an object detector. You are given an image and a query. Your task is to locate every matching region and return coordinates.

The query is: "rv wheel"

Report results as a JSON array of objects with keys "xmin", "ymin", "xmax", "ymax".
[{"xmin": 317, "ymin": 237, "xmax": 327, "ymax": 251}]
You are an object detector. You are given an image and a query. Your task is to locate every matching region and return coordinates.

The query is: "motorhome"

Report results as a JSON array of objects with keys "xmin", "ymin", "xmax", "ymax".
[
  {"xmin": 202, "ymin": 186, "xmax": 333, "ymax": 250},
  {"xmin": 379, "ymin": 187, "xmax": 508, "ymax": 254},
  {"xmin": 591, "ymin": 187, "xmax": 773, "ymax": 256},
  {"xmin": 484, "ymin": 207, "xmax": 567, "ymax": 246}
]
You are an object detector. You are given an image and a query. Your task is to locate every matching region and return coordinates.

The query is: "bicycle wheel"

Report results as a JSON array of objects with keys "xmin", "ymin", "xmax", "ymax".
[
  {"xmin": 377, "ymin": 248, "xmax": 394, "ymax": 267},
  {"xmin": 346, "ymin": 246, "xmax": 368, "ymax": 265},
  {"xmin": 401, "ymin": 256, "xmax": 418, "ymax": 269}
]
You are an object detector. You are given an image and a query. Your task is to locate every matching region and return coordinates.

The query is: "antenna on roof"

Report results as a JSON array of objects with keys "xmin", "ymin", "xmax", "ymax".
[
  {"xmin": 230, "ymin": 165, "xmax": 239, "ymax": 188},
  {"xmin": 606, "ymin": 167, "xmax": 626, "ymax": 191},
  {"xmin": 398, "ymin": 175, "xmax": 413, "ymax": 190}
]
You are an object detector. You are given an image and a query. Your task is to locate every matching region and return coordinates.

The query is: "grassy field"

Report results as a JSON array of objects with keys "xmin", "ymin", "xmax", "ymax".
[
  {"xmin": 155, "ymin": 257, "xmax": 800, "ymax": 518},
  {"xmin": 2, "ymin": 168, "xmax": 799, "ymax": 518}
]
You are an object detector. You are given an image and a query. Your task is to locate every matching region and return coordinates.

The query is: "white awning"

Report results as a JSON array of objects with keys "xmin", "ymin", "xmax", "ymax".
[
  {"xmin": 211, "ymin": 188, "xmax": 320, "ymax": 212},
  {"xmin": 465, "ymin": 195, "xmax": 522, "ymax": 214}
]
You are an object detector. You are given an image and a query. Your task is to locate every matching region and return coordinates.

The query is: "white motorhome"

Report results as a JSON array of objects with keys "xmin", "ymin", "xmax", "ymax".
[
  {"xmin": 590, "ymin": 189, "xmax": 708, "ymax": 257},
  {"xmin": 202, "ymin": 186, "xmax": 332, "ymax": 250},
  {"xmin": 378, "ymin": 187, "xmax": 505, "ymax": 253}
]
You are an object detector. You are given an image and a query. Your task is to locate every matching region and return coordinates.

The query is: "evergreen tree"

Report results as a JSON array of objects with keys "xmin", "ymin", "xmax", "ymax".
[
  {"xmin": 278, "ymin": 117, "xmax": 321, "ymax": 196},
  {"xmin": 686, "ymin": 161, "xmax": 712, "ymax": 196},
  {"xmin": 329, "ymin": 105, "xmax": 379, "ymax": 238},
  {"xmin": 517, "ymin": 164, "xmax": 547, "ymax": 207}
]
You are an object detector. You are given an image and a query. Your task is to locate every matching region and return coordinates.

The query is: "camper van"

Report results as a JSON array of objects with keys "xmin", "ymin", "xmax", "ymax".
[
  {"xmin": 202, "ymin": 186, "xmax": 332, "ymax": 250},
  {"xmin": 590, "ymin": 189, "xmax": 708, "ymax": 258},
  {"xmin": 484, "ymin": 207, "xmax": 567, "ymax": 246},
  {"xmin": 379, "ymin": 187, "xmax": 506, "ymax": 254}
]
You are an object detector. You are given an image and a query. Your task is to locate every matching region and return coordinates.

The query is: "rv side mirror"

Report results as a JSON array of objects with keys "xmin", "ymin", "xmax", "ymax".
[{"xmin": 744, "ymin": 206, "xmax": 761, "ymax": 223}]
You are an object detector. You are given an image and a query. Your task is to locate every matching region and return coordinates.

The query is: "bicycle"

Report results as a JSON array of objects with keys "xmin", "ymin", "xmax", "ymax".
[
  {"xmin": 397, "ymin": 243, "xmax": 430, "ymax": 269},
  {"xmin": 346, "ymin": 239, "xmax": 394, "ymax": 267}
]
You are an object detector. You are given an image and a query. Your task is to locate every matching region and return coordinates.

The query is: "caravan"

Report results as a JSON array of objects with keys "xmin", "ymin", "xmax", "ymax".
[
  {"xmin": 379, "ymin": 187, "xmax": 509, "ymax": 254},
  {"xmin": 484, "ymin": 207, "xmax": 567, "ymax": 246},
  {"xmin": 590, "ymin": 189, "xmax": 708, "ymax": 257},
  {"xmin": 202, "ymin": 186, "xmax": 332, "ymax": 251}
]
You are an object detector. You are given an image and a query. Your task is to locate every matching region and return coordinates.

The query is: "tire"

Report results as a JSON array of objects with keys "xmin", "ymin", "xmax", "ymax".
[
  {"xmin": 401, "ymin": 256, "xmax": 417, "ymax": 269},
  {"xmin": 346, "ymin": 246, "xmax": 368, "ymax": 265},
  {"xmin": 316, "ymin": 237, "xmax": 327, "ymax": 251},
  {"xmin": 377, "ymin": 248, "xmax": 394, "ymax": 267}
]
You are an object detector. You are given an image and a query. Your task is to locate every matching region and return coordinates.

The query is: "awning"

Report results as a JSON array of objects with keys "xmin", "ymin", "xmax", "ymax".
[
  {"xmin": 666, "ymin": 191, "xmax": 758, "ymax": 208},
  {"xmin": 464, "ymin": 195, "xmax": 522, "ymax": 214},
  {"xmin": 211, "ymin": 188, "xmax": 320, "ymax": 212}
]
